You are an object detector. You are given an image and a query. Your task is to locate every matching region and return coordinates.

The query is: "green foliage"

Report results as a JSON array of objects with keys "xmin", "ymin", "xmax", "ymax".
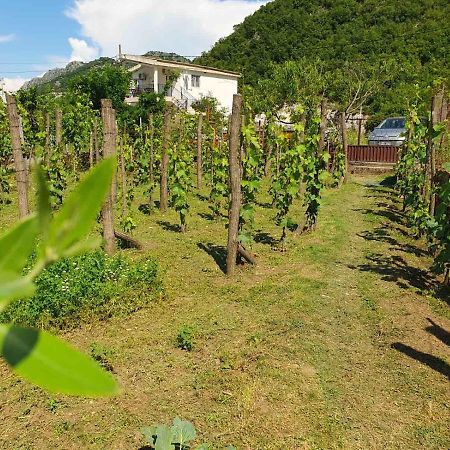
[
  {"xmin": 269, "ymin": 121, "xmax": 299, "ymax": 242},
  {"xmin": 176, "ymin": 325, "xmax": 195, "ymax": 351},
  {"xmin": 142, "ymin": 417, "xmax": 207, "ymax": 450},
  {"xmin": 396, "ymin": 103, "xmax": 429, "ymax": 234},
  {"xmin": 395, "ymin": 92, "xmax": 449, "ymax": 284},
  {"xmin": 44, "ymin": 152, "xmax": 68, "ymax": 207},
  {"xmin": 169, "ymin": 114, "xmax": 196, "ymax": 232},
  {"xmin": 240, "ymin": 119, "xmax": 264, "ymax": 245},
  {"xmin": 90, "ymin": 342, "xmax": 115, "ymax": 372},
  {"xmin": 62, "ymin": 91, "xmax": 96, "ymax": 170},
  {"xmin": 197, "ymin": 0, "xmax": 450, "ymax": 116},
  {"xmin": 209, "ymin": 133, "xmax": 229, "ymax": 217},
  {"xmin": 69, "ymin": 64, "xmax": 131, "ymax": 111},
  {"xmin": 0, "ymin": 251, "xmax": 161, "ymax": 328},
  {"xmin": 0, "ymin": 159, "xmax": 118, "ymax": 396},
  {"xmin": 430, "ymin": 166, "xmax": 450, "ymax": 281},
  {"xmin": 302, "ymin": 114, "xmax": 329, "ymax": 231}
]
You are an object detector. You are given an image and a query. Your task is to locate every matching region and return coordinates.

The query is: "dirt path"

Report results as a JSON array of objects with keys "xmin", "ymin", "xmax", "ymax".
[{"xmin": 0, "ymin": 176, "xmax": 449, "ymax": 450}]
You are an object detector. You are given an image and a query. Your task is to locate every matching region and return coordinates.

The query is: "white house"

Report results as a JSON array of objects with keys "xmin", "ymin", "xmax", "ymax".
[{"xmin": 120, "ymin": 54, "xmax": 240, "ymax": 113}]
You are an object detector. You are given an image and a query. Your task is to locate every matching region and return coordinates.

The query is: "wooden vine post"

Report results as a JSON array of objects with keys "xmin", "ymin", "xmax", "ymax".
[
  {"xmin": 93, "ymin": 118, "xmax": 100, "ymax": 163},
  {"xmin": 55, "ymin": 109, "xmax": 62, "ymax": 148},
  {"xmin": 6, "ymin": 93, "xmax": 29, "ymax": 219},
  {"xmin": 160, "ymin": 106, "xmax": 171, "ymax": 213},
  {"xmin": 120, "ymin": 136, "xmax": 127, "ymax": 217},
  {"xmin": 427, "ymin": 89, "xmax": 445, "ymax": 217},
  {"xmin": 44, "ymin": 112, "xmax": 51, "ymax": 165},
  {"xmin": 89, "ymin": 131, "xmax": 94, "ymax": 168},
  {"xmin": 197, "ymin": 113, "xmax": 203, "ymax": 189},
  {"xmin": 318, "ymin": 99, "xmax": 327, "ymax": 155},
  {"xmin": 148, "ymin": 113, "xmax": 155, "ymax": 209},
  {"xmin": 226, "ymin": 94, "xmax": 243, "ymax": 276},
  {"xmin": 340, "ymin": 111, "xmax": 349, "ymax": 183},
  {"xmin": 100, "ymin": 99, "xmax": 117, "ymax": 255}
]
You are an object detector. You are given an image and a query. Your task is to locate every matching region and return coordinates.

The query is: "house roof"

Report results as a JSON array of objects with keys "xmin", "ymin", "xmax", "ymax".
[{"xmin": 121, "ymin": 54, "xmax": 241, "ymax": 78}]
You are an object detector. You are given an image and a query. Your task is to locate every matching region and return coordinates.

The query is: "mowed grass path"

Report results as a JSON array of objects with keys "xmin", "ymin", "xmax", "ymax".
[{"xmin": 0, "ymin": 176, "xmax": 449, "ymax": 449}]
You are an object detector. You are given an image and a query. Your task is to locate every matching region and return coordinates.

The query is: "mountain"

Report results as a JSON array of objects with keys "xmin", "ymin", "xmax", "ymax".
[
  {"xmin": 22, "ymin": 58, "xmax": 114, "ymax": 91},
  {"xmin": 23, "ymin": 51, "xmax": 189, "ymax": 92},
  {"xmin": 195, "ymin": 0, "xmax": 450, "ymax": 87}
]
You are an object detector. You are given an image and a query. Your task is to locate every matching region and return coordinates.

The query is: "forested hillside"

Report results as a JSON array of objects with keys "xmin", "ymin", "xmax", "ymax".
[{"xmin": 196, "ymin": 0, "xmax": 449, "ymax": 113}]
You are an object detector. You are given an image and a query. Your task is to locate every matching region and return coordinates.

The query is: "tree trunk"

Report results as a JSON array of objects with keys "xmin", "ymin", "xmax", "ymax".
[
  {"xmin": 101, "ymin": 99, "xmax": 117, "ymax": 255},
  {"xmin": 197, "ymin": 113, "xmax": 203, "ymax": 189},
  {"xmin": 6, "ymin": 93, "xmax": 29, "ymax": 219},
  {"xmin": 148, "ymin": 113, "xmax": 155, "ymax": 209},
  {"xmin": 340, "ymin": 111, "xmax": 349, "ymax": 183},
  {"xmin": 226, "ymin": 94, "xmax": 243, "ymax": 276},
  {"xmin": 160, "ymin": 107, "xmax": 171, "ymax": 213}
]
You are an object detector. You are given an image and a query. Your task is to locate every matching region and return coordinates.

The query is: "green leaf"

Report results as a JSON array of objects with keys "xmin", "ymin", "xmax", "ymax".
[
  {"xmin": 154, "ymin": 424, "xmax": 174, "ymax": 450},
  {"xmin": 0, "ymin": 273, "xmax": 35, "ymax": 310},
  {"xmin": 172, "ymin": 417, "xmax": 196, "ymax": 445},
  {"xmin": 141, "ymin": 426, "xmax": 157, "ymax": 444},
  {"xmin": 443, "ymin": 162, "xmax": 450, "ymax": 172},
  {"xmin": 0, "ymin": 216, "xmax": 38, "ymax": 275},
  {"xmin": 0, "ymin": 324, "xmax": 118, "ymax": 397},
  {"xmin": 44, "ymin": 157, "xmax": 116, "ymax": 260}
]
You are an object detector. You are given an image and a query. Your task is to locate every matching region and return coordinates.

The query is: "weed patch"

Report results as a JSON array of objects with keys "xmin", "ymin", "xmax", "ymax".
[{"xmin": 0, "ymin": 251, "xmax": 163, "ymax": 329}]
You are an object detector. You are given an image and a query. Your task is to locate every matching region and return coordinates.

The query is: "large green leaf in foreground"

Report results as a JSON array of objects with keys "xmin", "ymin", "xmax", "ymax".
[{"xmin": 0, "ymin": 324, "xmax": 118, "ymax": 397}]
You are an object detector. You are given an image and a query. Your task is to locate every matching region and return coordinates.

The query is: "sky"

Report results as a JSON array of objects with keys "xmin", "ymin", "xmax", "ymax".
[{"xmin": 0, "ymin": 0, "xmax": 267, "ymax": 92}]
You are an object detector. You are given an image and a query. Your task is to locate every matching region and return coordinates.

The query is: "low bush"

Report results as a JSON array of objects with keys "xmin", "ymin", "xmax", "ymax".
[
  {"xmin": 0, "ymin": 251, "xmax": 163, "ymax": 329},
  {"xmin": 176, "ymin": 324, "xmax": 196, "ymax": 351}
]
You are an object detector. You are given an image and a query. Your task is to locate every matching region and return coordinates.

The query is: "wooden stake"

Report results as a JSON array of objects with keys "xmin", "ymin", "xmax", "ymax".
[
  {"xmin": 148, "ymin": 113, "xmax": 155, "ymax": 209},
  {"xmin": 94, "ymin": 118, "xmax": 100, "ymax": 163},
  {"xmin": 160, "ymin": 107, "xmax": 171, "ymax": 213},
  {"xmin": 44, "ymin": 112, "xmax": 50, "ymax": 165},
  {"xmin": 226, "ymin": 94, "xmax": 243, "ymax": 276},
  {"xmin": 340, "ymin": 111, "xmax": 349, "ymax": 183},
  {"xmin": 89, "ymin": 131, "xmax": 94, "ymax": 168},
  {"xmin": 197, "ymin": 113, "xmax": 203, "ymax": 189},
  {"xmin": 428, "ymin": 90, "xmax": 444, "ymax": 217},
  {"xmin": 101, "ymin": 99, "xmax": 117, "ymax": 255},
  {"xmin": 120, "ymin": 138, "xmax": 127, "ymax": 217},
  {"xmin": 318, "ymin": 99, "xmax": 327, "ymax": 154},
  {"xmin": 6, "ymin": 93, "xmax": 29, "ymax": 219},
  {"xmin": 55, "ymin": 109, "xmax": 62, "ymax": 148}
]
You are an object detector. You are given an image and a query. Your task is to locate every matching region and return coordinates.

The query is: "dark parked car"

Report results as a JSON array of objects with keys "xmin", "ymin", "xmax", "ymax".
[{"xmin": 368, "ymin": 117, "xmax": 406, "ymax": 146}]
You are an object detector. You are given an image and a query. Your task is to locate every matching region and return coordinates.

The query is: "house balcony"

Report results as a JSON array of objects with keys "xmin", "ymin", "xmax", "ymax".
[{"xmin": 125, "ymin": 84, "xmax": 173, "ymax": 105}]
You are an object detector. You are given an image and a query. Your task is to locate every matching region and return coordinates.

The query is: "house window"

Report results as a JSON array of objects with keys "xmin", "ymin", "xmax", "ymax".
[{"xmin": 191, "ymin": 75, "xmax": 200, "ymax": 88}]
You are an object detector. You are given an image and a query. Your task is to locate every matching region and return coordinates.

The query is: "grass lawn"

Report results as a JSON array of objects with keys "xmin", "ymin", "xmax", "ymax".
[{"xmin": 0, "ymin": 174, "xmax": 449, "ymax": 449}]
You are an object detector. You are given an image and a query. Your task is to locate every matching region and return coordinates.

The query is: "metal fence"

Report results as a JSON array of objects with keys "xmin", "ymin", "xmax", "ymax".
[{"xmin": 348, "ymin": 145, "xmax": 400, "ymax": 163}]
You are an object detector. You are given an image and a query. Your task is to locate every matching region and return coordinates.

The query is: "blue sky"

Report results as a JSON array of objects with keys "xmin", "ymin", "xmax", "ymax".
[
  {"xmin": 0, "ymin": 0, "xmax": 267, "ymax": 91},
  {"xmin": 1, "ymin": 1, "xmax": 77, "ymax": 80}
]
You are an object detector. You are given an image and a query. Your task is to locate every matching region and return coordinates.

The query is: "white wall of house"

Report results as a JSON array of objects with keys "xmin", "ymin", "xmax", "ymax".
[{"xmin": 131, "ymin": 65, "xmax": 238, "ymax": 112}]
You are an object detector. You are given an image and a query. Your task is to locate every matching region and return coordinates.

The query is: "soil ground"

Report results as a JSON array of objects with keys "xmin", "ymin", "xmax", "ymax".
[{"xmin": 0, "ymin": 174, "xmax": 449, "ymax": 450}]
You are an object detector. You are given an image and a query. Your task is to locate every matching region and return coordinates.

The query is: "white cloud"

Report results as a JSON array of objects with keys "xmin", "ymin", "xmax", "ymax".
[
  {"xmin": 1, "ymin": 77, "xmax": 28, "ymax": 92},
  {"xmin": 0, "ymin": 34, "xmax": 15, "ymax": 43},
  {"xmin": 68, "ymin": 37, "xmax": 99, "ymax": 62},
  {"xmin": 66, "ymin": 0, "xmax": 267, "ymax": 57}
]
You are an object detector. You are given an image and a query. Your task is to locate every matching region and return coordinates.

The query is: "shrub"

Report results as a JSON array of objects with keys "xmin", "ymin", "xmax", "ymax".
[
  {"xmin": 176, "ymin": 325, "xmax": 195, "ymax": 351},
  {"xmin": 0, "ymin": 251, "xmax": 162, "ymax": 329}
]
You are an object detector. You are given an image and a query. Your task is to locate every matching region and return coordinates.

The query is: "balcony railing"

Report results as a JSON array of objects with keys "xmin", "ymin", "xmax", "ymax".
[{"xmin": 129, "ymin": 83, "xmax": 173, "ymax": 97}]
